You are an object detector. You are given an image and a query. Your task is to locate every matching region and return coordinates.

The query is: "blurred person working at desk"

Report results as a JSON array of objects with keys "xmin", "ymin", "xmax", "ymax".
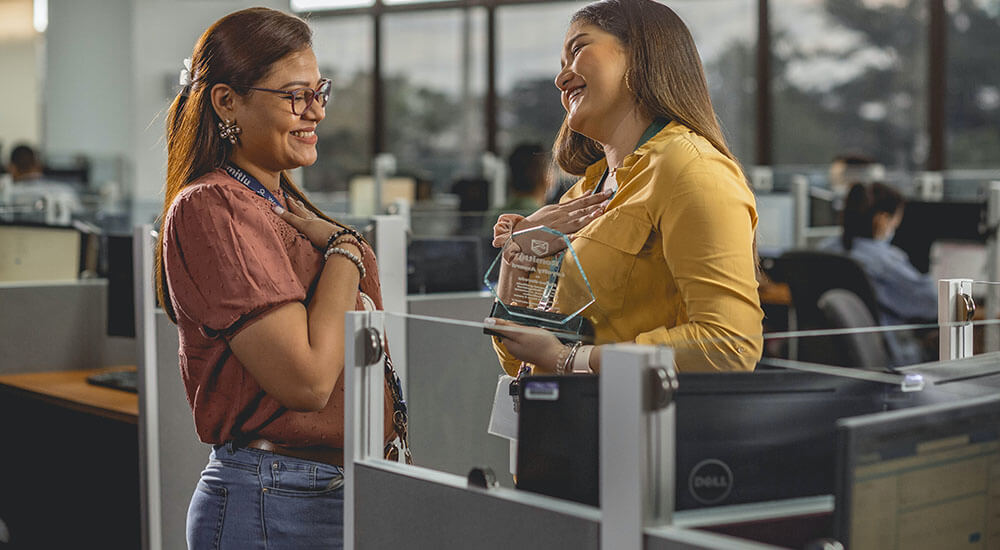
[
  {"xmin": 2, "ymin": 144, "xmax": 82, "ymax": 225},
  {"xmin": 822, "ymin": 182, "xmax": 937, "ymax": 364}
]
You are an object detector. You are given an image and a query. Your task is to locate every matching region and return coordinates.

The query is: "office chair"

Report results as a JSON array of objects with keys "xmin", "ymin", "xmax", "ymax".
[
  {"xmin": 772, "ymin": 249, "xmax": 884, "ymax": 366},
  {"xmin": 817, "ymin": 289, "xmax": 891, "ymax": 369}
]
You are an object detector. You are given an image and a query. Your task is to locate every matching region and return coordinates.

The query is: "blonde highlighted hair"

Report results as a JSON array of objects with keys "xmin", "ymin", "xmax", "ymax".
[{"xmin": 553, "ymin": 0, "xmax": 740, "ymax": 176}]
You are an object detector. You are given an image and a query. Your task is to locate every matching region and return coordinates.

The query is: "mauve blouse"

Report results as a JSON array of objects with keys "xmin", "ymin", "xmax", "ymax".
[{"xmin": 162, "ymin": 169, "xmax": 393, "ymax": 448}]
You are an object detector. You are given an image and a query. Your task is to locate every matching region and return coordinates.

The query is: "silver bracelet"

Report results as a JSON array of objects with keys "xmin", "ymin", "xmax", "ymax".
[
  {"xmin": 324, "ymin": 246, "xmax": 366, "ymax": 279},
  {"xmin": 557, "ymin": 341, "xmax": 583, "ymax": 375}
]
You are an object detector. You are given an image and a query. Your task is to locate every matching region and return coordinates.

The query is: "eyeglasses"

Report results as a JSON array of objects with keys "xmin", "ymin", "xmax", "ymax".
[{"xmin": 234, "ymin": 78, "xmax": 332, "ymax": 115}]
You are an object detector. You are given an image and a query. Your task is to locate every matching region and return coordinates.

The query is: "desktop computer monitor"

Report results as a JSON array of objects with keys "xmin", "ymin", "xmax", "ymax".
[
  {"xmin": 755, "ymin": 193, "xmax": 796, "ymax": 251},
  {"xmin": 515, "ymin": 371, "xmax": 954, "ymax": 510},
  {"xmin": 893, "ymin": 200, "xmax": 986, "ymax": 273},
  {"xmin": 672, "ymin": 371, "xmax": 949, "ymax": 510},
  {"xmin": 0, "ymin": 223, "xmax": 81, "ymax": 282},
  {"xmin": 407, "ymin": 236, "xmax": 484, "ymax": 294},
  {"xmin": 835, "ymin": 394, "xmax": 1000, "ymax": 549},
  {"xmin": 809, "ymin": 192, "xmax": 839, "ymax": 228},
  {"xmin": 101, "ymin": 234, "xmax": 135, "ymax": 338},
  {"xmin": 42, "ymin": 167, "xmax": 88, "ymax": 187}
]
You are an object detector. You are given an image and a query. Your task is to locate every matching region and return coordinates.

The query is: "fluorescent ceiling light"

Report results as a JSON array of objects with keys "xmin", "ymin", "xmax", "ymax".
[
  {"xmin": 383, "ymin": 0, "xmax": 451, "ymax": 4},
  {"xmin": 291, "ymin": 0, "xmax": 375, "ymax": 11},
  {"xmin": 33, "ymin": 0, "xmax": 47, "ymax": 33}
]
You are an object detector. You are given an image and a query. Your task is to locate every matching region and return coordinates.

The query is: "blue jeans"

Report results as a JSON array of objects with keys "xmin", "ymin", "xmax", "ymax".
[{"xmin": 187, "ymin": 443, "xmax": 344, "ymax": 550}]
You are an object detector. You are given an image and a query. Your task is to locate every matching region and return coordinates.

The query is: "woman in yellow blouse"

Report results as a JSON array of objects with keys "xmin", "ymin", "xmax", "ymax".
[{"xmin": 486, "ymin": 0, "xmax": 763, "ymax": 374}]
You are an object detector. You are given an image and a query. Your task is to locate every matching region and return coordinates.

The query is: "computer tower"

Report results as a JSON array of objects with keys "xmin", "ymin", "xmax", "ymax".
[{"xmin": 515, "ymin": 375, "xmax": 599, "ymax": 506}]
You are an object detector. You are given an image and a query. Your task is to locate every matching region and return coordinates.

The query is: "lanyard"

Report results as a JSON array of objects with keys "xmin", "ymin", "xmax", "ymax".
[
  {"xmin": 224, "ymin": 163, "xmax": 285, "ymax": 208},
  {"xmin": 594, "ymin": 116, "xmax": 670, "ymax": 196}
]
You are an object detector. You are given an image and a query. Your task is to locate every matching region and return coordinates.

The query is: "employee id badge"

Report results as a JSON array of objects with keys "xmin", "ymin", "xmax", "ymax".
[{"xmin": 488, "ymin": 374, "xmax": 519, "ymax": 441}]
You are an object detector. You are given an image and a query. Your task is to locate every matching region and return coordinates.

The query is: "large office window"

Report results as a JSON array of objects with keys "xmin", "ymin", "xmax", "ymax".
[
  {"xmin": 294, "ymin": 0, "xmax": 1000, "ymax": 181},
  {"xmin": 673, "ymin": 0, "xmax": 757, "ymax": 166},
  {"xmin": 946, "ymin": 0, "xmax": 1000, "ymax": 168},
  {"xmin": 383, "ymin": 9, "xmax": 487, "ymax": 191},
  {"xmin": 496, "ymin": 2, "xmax": 587, "ymax": 158},
  {"xmin": 497, "ymin": 1, "xmax": 755, "ymax": 167},
  {"xmin": 292, "ymin": 0, "xmax": 374, "ymax": 9},
  {"xmin": 771, "ymin": 0, "xmax": 928, "ymax": 168},
  {"xmin": 307, "ymin": 15, "xmax": 373, "ymax": 193}
]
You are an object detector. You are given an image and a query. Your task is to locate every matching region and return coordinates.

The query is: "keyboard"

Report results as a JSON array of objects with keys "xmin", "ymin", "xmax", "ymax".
[{"xmin": 86, "ymin": 368, "xmax": 138, "ymax": 393}]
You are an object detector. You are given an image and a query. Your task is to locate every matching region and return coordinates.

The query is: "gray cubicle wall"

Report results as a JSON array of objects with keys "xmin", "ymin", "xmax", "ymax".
[
  {"xmin": 0, "ymin": 280, "xmax": 135, "ymax": 373},
  {"xmin": 355, "ymin": 463, "xmax": 600, "ymax": 549},
  {"xmin": 142, "ymin": 310, "xmax": 207, "ymax": 550},
  {"xmin": 405, "ymin": 293, "xmax": 514, "ymax": 486},
  {"xmin": 134, "ymin": 223, "xmax": 209, "ymax": 550},
  {"xmin": 353, "ymin": 465, "xmax": 778, "ymax": 550}
]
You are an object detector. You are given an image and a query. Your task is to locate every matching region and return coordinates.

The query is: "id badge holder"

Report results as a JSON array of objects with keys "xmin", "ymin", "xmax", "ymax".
[{"xmin": 488, "ymin": 374, "xmax": 518, "ymax": 441}]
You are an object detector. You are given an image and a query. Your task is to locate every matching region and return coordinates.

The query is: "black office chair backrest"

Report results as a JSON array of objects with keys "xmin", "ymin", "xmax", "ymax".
[
  {"xmin": 773, "ymin": 249, "xmax": 881, "ymax": 331},
  {"xmin": 817, "ymin": 289, "xmax": 891, "ymax": 369},
  {"xmin": 772, "ymin": 249, "xmax": 883, "ymax": 366}
]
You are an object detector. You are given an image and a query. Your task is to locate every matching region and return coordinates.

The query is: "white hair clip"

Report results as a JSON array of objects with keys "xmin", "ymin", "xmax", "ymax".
[{"xmin": 179, "ymin": 58, "xmax": 193, "ymax": 87}]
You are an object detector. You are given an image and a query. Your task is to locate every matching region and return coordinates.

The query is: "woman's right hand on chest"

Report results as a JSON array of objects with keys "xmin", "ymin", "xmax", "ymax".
[
  {"xmin": 273, "ymin": 199, "xmax": 360, "ymax": 255},
  {"xmin": 509, "ymin": 190, "xmax": 611, "ymax": 254}
]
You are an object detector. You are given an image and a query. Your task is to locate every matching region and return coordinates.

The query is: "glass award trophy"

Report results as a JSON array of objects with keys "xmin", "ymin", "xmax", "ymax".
[{"xmin": 484, "ymin": 225, "xmax": 596, "ymax": 343}]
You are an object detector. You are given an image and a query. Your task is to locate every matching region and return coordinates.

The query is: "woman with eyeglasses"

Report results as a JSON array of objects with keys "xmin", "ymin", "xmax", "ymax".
[
  {"xmin": 156, "ymin": 8, "xmax": 402, "ymax": 549},
  {"xmin": 487, "ymin": 0, "xmax": 763, "ymax": 374}
]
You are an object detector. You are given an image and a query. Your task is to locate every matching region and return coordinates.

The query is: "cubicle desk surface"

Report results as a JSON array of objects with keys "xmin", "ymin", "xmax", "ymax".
[
  {"xmin": 757, "ymin": 280, "xmax": 791, "ymax": 306},
  {"xmin": 0, "ymin": 366, "xmax": 138, "ymax": 424},
  {"xmin": 0, "ymin": 367, "xmax": 140, "ymax": 549}
]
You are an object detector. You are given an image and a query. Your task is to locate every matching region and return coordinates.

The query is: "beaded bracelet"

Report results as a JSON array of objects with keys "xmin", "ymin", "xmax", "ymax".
[
  {"xmin": 325, "ymin": 227, "xmax": 365, "ymax": 257},
  {"xmin": 324, "ymin": 246, "xmax": 366, "ymax": 279},
  {"xmin": 332, "ymin": 236, "xmax": 361, "ymax": 251},
  {"xmin": 554, "ymin": 345, "xmax": 572, "ymax": 374}
]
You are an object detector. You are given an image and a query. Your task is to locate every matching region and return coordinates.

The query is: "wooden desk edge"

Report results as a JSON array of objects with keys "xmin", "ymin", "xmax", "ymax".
[{"xmin": 0, "ymin": 366, "xmax": 139, "ymax": 424}]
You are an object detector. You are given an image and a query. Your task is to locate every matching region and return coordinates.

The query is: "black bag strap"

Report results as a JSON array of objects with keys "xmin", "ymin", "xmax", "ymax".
[{"xmin": 383, "ymin": 352, "xmax": 413, "ymax": 464}]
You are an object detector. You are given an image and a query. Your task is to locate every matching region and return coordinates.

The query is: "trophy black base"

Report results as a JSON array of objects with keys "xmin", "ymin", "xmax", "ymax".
[{"xmin": 485, "ymin": 302, "xmax": 594, "ymax": 345}]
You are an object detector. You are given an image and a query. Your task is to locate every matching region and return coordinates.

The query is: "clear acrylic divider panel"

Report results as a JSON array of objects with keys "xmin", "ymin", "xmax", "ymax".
[
  {"xmin": 763, "ymin": 317, "xmax": 1000, "ymax": 399},
  {"xmin": 383, "ymin": 311, "xmax": 537, "ymax": 487},
  {"xmin": 381, "ymin": 309, "xmax": 638, "ymax": 488},
  {"xmin": 382, "ymin": 310, "xmax": 1000, "ymax": 516},
  {"xmin": 382, "ymin": 309, "xmax": 757, "ymax": 487}
]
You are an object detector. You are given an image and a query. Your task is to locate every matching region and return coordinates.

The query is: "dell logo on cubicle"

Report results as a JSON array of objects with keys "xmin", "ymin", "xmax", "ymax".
[{"xmin": 688, "ymin": 459, "xmax": 733, "ymax": 505}]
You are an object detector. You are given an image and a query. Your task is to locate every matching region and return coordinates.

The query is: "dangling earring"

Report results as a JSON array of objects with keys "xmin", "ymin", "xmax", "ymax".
[
  {"xmin": 624, "ymin": 71, "xmax": 635, "ymax": 94},
  {"xmin": 218, "ymin": 119, "xmax": 241, "ymax": 145}
]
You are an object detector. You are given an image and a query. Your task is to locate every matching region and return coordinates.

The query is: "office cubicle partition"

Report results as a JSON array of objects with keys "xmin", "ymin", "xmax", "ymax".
[
  {"xmin": 129, "ymin": 216, "xmax": 1000, "ymax": 549},
  {"xmin": 343, "ymin": 311, "xmax": 787, "ymax": 550},
  {"xmin": 133, "ymin": 225, "xmax": 205, "ymax": 550}
]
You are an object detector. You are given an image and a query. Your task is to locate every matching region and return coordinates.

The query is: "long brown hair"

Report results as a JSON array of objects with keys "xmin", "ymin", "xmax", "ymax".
[
  {"xmin": 553, "ymin": 0, "xmax": 740, "ymax": 176},
  {"xmin": 156, "ymin": 7, "xmax": 334, "ymax": 323}
]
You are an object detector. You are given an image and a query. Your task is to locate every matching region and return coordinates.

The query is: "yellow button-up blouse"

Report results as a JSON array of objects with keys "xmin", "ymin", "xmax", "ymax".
[{"xmin": 493, "ymin": 121, "xmax": 763, "ymax": 374}]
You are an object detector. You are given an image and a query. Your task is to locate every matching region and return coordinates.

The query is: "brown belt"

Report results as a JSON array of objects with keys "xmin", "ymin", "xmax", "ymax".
[{"xmin": 246, "ymin": 439, "xmax": 344, "ymax": 467}]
